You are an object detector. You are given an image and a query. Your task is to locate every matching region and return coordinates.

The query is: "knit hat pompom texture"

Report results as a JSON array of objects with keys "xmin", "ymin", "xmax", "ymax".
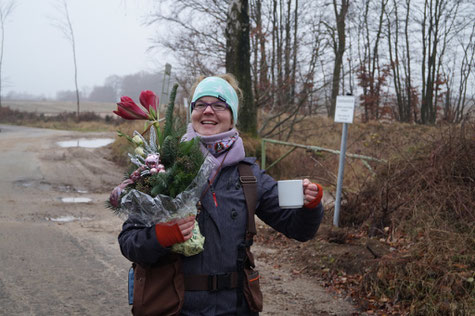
[{"xmin": 191, "ymin": 76, "xmax": 239, "ymax": 123}]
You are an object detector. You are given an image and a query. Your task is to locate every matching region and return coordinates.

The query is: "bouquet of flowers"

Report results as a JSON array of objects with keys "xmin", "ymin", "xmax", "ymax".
[{"xmin": 109, "ymin": 84, "xmax": 215, "ymax": 256}]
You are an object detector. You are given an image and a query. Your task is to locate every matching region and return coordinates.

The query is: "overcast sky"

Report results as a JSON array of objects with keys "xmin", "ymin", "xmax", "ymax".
[{"xmin": 3, "ymin": 0, "xmax": 167, "ymax": 98}]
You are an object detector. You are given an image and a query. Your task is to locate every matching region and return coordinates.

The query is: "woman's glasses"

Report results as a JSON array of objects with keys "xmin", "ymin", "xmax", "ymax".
[{"xmin": 191, "ymin": 101, "xmax": 229, "ymax": 112}]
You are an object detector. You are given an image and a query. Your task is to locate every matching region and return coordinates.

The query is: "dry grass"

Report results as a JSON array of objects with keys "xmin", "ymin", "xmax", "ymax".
[
  {"xmin": 252, "ymin": 116, "xmax": 474, "ymax": 315},
  {"xmin": 3, "ymin": 100, "xmax": 116, "ymax": 114},
  {"xmin": 347, "ymin": 123, "xmax": 475, "ymax": 315},
  {"xmin": 0, "ymin": 106, "xmax": 121, "ymax": 132},
  {"xmin": 258, "ymin": 115, "xmax": 437, "ymax": 193}
]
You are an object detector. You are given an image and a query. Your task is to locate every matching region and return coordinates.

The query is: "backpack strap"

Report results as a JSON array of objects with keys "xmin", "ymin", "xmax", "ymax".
[
  {"xmin": 183, "ymin": 163, "xmax": 258, "ymax": 295},
  {"xmin": 238, "ymin": 163, "xmax": 257, "ymax": 238}
]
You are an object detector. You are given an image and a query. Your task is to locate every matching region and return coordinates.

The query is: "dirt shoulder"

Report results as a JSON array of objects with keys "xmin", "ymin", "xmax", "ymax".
[
  {"xmin": 0, "ymin": 124, "xmax": 130, "ymax": 315},
  {"xmin": 0, "ymin": 124, "xmax": 361, "ymax": 315}
]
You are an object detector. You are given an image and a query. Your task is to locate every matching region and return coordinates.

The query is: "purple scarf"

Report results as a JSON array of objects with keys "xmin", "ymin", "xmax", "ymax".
[{"xmin": 182, "ymin": 124, "xmax": 245, "ymax": 179}]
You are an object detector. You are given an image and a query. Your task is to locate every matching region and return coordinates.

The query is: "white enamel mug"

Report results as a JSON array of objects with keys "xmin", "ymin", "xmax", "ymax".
[{"xmin": 277, "ymin": 179, "xmax": 304, "ymax": 209}]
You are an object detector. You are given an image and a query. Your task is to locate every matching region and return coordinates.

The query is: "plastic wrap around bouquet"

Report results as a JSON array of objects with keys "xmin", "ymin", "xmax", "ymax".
[
  {"xmin": 119, "ymin": 154, "xmax": 215, "ymax": 226},
  {"xmin": 109, "ymin": 86, "xmax": 216, "ymax": 256},
  {"xmin": 117, "ymin": 151, "xmax": 215, "ymax": 257}
]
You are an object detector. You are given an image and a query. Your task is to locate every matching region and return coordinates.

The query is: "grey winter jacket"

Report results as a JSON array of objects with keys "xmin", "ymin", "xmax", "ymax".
[{"xmin": 118, "ymin": 157, "xmax": 324, "ymax": 315}]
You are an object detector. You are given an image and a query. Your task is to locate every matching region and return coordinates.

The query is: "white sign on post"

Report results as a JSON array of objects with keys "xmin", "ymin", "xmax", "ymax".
[{"xmin": 334, "ymin": 96, "xmax": 356, "ymax": 124}]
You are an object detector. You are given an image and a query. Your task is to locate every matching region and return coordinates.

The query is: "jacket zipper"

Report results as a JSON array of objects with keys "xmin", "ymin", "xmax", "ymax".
[
  {"xmin": 211, "ymin": 188, "xmax": 218, "ymax": 207},
  {"xmin": 206, "ymin": 179, "xmax": 218, "ymax": 208}
]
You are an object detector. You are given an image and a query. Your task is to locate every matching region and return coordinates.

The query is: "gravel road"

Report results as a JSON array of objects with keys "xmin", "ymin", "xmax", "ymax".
[{"xmin": 0, "ymin": 124, "xmax": 358, "ymax": 315}]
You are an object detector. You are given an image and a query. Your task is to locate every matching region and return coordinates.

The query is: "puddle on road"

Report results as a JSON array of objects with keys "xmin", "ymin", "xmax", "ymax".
[
  {"xmin": 48, "ymin": 215, "xmax": 92, "ymax": 222},
  {"xmin": 15, "ymin": 179, "xmax": 52, "ymax": 190},
  {"xmin": 61, "ymin": 197, "xmax": 92, "ymax": 203},
  {"xmin": 14, "ymin": 179, "xmax": 87, "ymax": 194},
  {"xmin": 56, "ymin": 138, "xmax": 114, "ymax": 148}
]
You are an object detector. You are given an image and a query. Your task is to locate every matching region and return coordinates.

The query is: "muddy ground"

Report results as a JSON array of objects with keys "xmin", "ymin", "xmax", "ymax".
[{"xmin": 0, "ymin": 124, "xmax": 359, "ymax": 315}]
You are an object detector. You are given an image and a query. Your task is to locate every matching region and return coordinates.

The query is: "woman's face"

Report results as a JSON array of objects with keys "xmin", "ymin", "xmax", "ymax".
[{"xmin": 191, "ymin": 96, "xmax": 233, "ymax": 136}]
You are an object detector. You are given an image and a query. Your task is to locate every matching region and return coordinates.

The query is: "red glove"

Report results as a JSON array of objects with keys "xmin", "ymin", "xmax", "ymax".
[
  {"xmin": 304, "ymin": 183, "xmax": 323, "ymax": 209},
  {"xmin": 155, "ymin": 222, "xmax": 185, "ymax": 247}
]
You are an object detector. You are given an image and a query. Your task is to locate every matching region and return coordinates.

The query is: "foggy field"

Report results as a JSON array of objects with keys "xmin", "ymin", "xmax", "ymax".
[{"xmin": 3, "ymin": 100, "xmax": 117, "ymax": 115}]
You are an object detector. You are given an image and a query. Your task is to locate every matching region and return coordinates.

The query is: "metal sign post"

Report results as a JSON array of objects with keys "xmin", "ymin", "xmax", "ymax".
[
  {"xmin": 333, "ymin": 95, "xmax": 356, "ymax": 227},
  {"xmin": 160, "ymin": 63, "xmax": 172, "ymax": 107}
]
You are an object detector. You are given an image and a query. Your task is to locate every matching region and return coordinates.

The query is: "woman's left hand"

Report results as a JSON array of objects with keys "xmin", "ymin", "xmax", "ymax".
[{"xmin": 303, "ymin": 179, "xmax": 319, "ymax": 204}]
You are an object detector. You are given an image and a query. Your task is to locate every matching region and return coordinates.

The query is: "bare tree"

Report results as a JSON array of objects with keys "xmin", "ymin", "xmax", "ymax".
[
  {"xmin": 351, "ymin": 0, "xmax": 473, "ymax": 124},
  {"xmin": 148, "ymin": 0, "xmax": 326, "ymax": 139},
  {"xmin": 147, "ymin": 0, "xmax": 228, "ymax": 79},
  {"xmin": 53, "ymin": 0, "xmax": 80, "ymax": 120},
  {"xmin": 226, "ymin": 0, "xmax": 256, "ymax": 135},
  {"xmin": 418, "ymin": 0, "xmax": 462, "ymax": 124},
  {"xmin": 0, "ymin": 0, "xmax": 14, "ymax": 107},
  {"xmin": 386, "ymin": 0, "xmax": 404, "ymax": 121},
  {"xmin": 147, "ymin": 0, "xmax": 475, "ymax": 129},
  {"xmin": 328, "ymin": 0, "xmax": 349, "ymax": 118},
  {"xmin": 250, "ymin": 0, "xmax": 270, "ymax": 109},
  {"xmin": 453, "ymin": 24, "xmax": 475, "ymax": 123},
  {"xmin": 356, "ymin": 0, "xmax": 389, "ymax": 121},
  {"xmin": 443, "ymin": 22, "xmax": 475, "ymax": 123},
  {"xmin": 253, "ymin": 0, "xmax": 327, "ymax": 139},
  {"xmin": 402, "ymin": 0, "xmax": 418, "ymax": 122}
]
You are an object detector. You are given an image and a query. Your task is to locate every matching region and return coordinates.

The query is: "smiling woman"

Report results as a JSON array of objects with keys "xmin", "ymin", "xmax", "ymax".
[
  {"xmin": 118, "ymin": 73, "xmax": 325, "ymax": 315},
  {"xmin": 189, "ymin": 75, "xmax": 240, "ymax": 136},
  {"xmin": 191, "ymin": 96, "xmax": 233, "ymax": 135}
]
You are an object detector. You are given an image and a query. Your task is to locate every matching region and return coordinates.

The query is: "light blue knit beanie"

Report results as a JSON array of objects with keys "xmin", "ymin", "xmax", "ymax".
[{"xmin": 191, "ymin": 76, "xmax": 239, "ymax": 123}]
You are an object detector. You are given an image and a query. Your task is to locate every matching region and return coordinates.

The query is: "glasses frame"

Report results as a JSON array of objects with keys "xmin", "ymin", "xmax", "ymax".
[{"xmin": 191, "ymin": 100, "xmax": 230, "ymax": 112}]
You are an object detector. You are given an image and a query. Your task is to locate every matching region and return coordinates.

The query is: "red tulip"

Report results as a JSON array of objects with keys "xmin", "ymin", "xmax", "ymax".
[
  {"xmin": 139, "ymin": 90, "xmax": 158, "ymax": 113},
  {"xmin": 114, "ymin": 96, "xmax": 149, "ymax": 120}
]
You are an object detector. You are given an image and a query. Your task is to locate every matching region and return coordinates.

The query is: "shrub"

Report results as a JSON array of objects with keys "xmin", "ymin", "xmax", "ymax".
[{"xmin": 341, "ymin": 122, "xmax": 475, "ymax": 314}]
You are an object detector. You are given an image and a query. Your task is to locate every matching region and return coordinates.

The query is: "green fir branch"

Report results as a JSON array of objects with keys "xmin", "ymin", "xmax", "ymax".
[{"xmin": 160, "ymin": 83, "xmax": 179, "ymax": 147}]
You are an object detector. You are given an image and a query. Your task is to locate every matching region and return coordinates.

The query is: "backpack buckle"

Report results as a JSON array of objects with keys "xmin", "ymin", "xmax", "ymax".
[
  {"xmin": 239, "ymin": 176, "xmax": 257, "ymax": 184},
  {"xmin": 208, "ymin": 273, "xmax": 233, "ymax": 291}
]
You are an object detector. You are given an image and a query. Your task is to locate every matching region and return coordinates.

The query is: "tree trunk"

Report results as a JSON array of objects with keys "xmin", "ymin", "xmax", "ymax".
[
  {"xmin": 387, "ymin": 1, "xmax": 405, "ymax": 121},
  {"xmin": 404, "ymin": 0, "xmax": 415, "ymax": 122},
  {"xmin": 226, "ymin": 0, "xmax": 256, "ymax": 136},
  {"xmin": 72, "ymin": 38, "xmax": 80, "ymax": 121},
  {"xmin": 253, "ymin": 0, "xmax": 269, "ymax": 107},
  {"xmin": 329, "ymin": 0, "xmax": 349, "ymax": 118},
  {"xmin": 421, "ymin": 0, "xmax": 441, "ymax": 124},
  {"xmin": 454, "ymin": 24, "xmax": 475, "ymax": 123},
  {"xmin": 0, "ymin": 1, "xmax": 14, "ymax": 108},
  {"xmin": 271, "ymin": 0, "xmax": 277, "ymax": 108},
  {"xmin": 0, "ymin": 15, "xmax": 4, "ymax": 108},
  {"xmin": 291, "ymin": 0, "xmax": 298, "ymax": 102},
  {"xmin": 57, "ymin": 0, "xmax": 80, "ymax": 121}
]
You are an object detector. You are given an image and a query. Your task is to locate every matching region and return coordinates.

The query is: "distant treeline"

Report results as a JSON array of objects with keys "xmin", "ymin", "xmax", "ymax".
[{"xmin": 5, "ymin": 71, "xmax": 174, "ymax": 104}]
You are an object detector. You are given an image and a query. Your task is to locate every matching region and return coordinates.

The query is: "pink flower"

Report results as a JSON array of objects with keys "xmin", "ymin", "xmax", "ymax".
[
  {"xmin": 139, "ymin": 90, "xmax": 158, "ymax": 113},
  {"xmin": 114, "ymin": 96, "xmax": 149, "ymax": 120},
  {"xmin": 145, "ymin": 153, "xmax": 160, "ymax": 169},
  {"xmin": 130, "ymin": 169, "xmax": 142, "ymax": 182}
]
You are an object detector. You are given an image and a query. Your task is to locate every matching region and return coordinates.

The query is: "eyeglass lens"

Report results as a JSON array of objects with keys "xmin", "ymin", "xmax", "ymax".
[{"xmin": 193, "ymin": 101, "xmax": 228, "ymax": 111}]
